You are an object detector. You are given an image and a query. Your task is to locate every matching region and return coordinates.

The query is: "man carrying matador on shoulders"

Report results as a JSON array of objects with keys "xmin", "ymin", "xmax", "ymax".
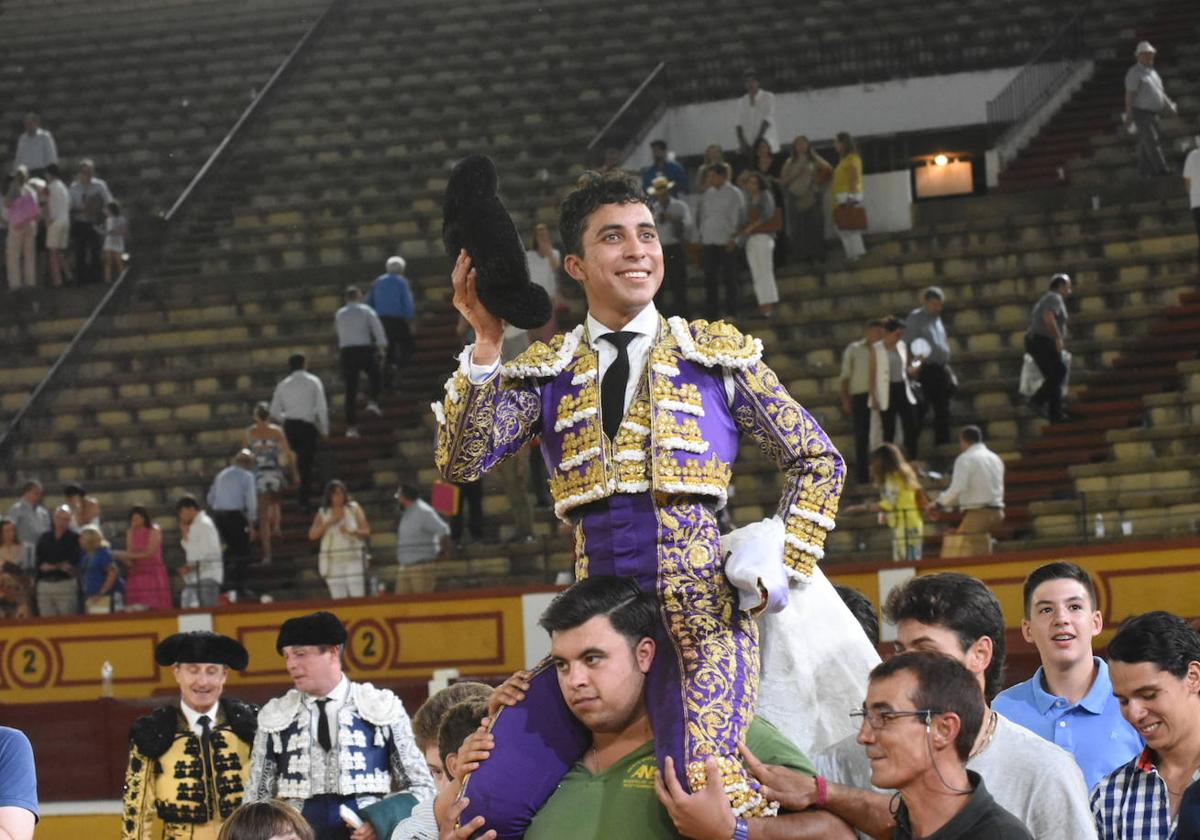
[{"xmin": 433, "ymin": 164, "xmax": 879, "ymax": 836}]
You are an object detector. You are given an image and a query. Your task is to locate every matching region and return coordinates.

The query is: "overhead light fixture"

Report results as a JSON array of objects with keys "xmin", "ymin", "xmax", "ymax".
[{"xmin": 933, "ymin": 154, "xmax": 949, "ymax": 167}]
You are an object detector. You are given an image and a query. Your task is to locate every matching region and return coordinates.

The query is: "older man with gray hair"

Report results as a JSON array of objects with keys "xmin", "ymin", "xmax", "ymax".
[
  {"xmin": 367, "ymin": 255, "xmax": 416, "ymax": 390},
  {"xmin": 1124, "ymin": 41, "xmax": 1177, "ymax": 178}
]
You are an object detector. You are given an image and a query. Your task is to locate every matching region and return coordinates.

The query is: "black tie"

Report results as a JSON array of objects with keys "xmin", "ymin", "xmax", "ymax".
[
  {"xmin": 197, "ymin": 714, "xmax": 215, "ymax": 808},
  {"xmin": 600, "ymin": 332, "xmax": 637, "ymax": 441},
  {"xmin": 315, "ymin": 699, "xmax": 332, "ymax": 751}
]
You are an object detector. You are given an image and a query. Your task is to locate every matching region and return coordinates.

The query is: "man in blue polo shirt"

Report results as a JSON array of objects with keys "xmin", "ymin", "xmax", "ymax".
[
  {"xmin": 994, "ymin": 562, "xmax": 1142, "ymax": 790},
  {"xmin": 0, "ymin": 726, "xmax": 37, "ymax": 840}
]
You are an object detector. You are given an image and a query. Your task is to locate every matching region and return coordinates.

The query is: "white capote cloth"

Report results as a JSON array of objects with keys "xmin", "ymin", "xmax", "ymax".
[{"xmin": 723, "ymin": 517, "xmax": 881, "ymax": 758}]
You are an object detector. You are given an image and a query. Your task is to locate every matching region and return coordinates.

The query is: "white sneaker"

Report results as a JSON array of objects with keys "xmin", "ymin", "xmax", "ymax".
[
  {"xmin": 366, "ymin": 401, "xmax": 382, "ymax": 416},
  {"xmin": 346, "ymin": 426, "xmax": 360, "ymax": 438}
]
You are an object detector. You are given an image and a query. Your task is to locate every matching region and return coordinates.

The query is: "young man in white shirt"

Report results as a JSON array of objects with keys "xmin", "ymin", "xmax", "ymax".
[{"xmin": 176, "ymin": 495, "xmax": 224, "ymax": 608}]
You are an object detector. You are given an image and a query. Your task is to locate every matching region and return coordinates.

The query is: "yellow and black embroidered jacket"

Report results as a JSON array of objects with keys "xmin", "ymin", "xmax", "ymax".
[{"xmin": 122, "ymin": 699, "xmax": 257, "ymax": 840}]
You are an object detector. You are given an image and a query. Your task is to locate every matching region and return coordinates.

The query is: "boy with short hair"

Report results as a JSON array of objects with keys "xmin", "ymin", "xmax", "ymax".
[{"xmin": 993, "ymin": 562, "xmax": 1141, "ymax": 789}]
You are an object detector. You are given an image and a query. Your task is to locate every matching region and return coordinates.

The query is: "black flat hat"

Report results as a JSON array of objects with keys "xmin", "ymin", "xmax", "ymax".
[
  {"xmin": 442, "ymin": 154, "xmax": 552, "ymax": 330},
  {"xmin": 155, "ymin": 631, "xmax": 249, "ymax": 670},
  {"xmin": 275, "ymin": 610, "xmax": 347, "ymax": 654}
]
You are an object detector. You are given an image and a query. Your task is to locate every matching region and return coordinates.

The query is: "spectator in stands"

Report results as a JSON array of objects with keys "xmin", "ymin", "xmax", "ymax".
[
  {"xmin": 12, "ymin": 113, "xmax": 56, "ymax": 178},
  {"xmin": 906, "ymin": 287, "xmax": 953, "ymax": 447},
  {"xmin": 788, "ymin": 652, "xmax": 1031, "ymax": 840},
  {"xmin": 335, "ymin": 285, "xmax": 385, "ymax": 438},
  {"xmin": 1025, "ymin": 272, "xmax": 1072, "ymax": 423},
  {"xmin": 860, "ymin": 443, "xmax": 926, "ymax": 563},
  {"xmin": 1184, "ymin": 136, "xmax": 1200, "ymax": 262},
  {"xmin": 739, "ymin": 171, "xmax": 780, "ymax": 319},
  {"xmin": 1093, "ymin": 611, "xmax": 1200, "ymax": 840},
  {"xmin": 993, "ymin": 562, "xmax": 1142, "ymax": 790},
  {"xmin": 367, "ymin": 255, "xmax": 417, "ymax": 390},
  {"xmin": 832, "ymin": 132, "xmax": 867, "ymax": 261},
  {"xmin": 694, "ymin": 143, "xmax": 727, "ymax": 194},
  {"xmin": 62, "ymin": 483, "xmax": 85, "ymax": 531},
  {"xmin": 177, "ymin": 495, "xmax": 224, "ymax": 609},
  {"xmin": 640, "ymin": 139, "xmax": 689, "ymax": 194},
  {"xmin": 209, "ymin": 450, "xmax": 258, "ymax": 597},
  {"xmin": 102, "ymin": 201, "xmax": 128, "ymax": 283},
  {"xmin": 811, "ymin": 572, "xmax": 1097, "ymax": 840},
  {"xmin": 833, "ymin": 583, "xmax": 880, "ymax": 647},
  {"xmin": 393, "ymin": 484, "xmax": 450, "ymax": 595},
  {"xmin": 6, "ymin": 480, "xmax": 48, "ymax": 569},
  {"xmin": 245, "ymin": 402, "xmax": 297, "ymax": 566},
  {"xmin": 526, "ymin": 224, "xmax": 563, "ymax": 343},
  {"xmin": 308, "ymin": 479, "xmax": 370, "ymax": 599},
  {"xmin": 68, "ymin": 159, "xmax": 113, "ymax": 284},
  {"xmin": 841, "ymin": 319, "xmax": 885, "ymax": 485},
  {"xmin": 79, "ymin": 524, "xmax": 122, "ymax": 613},
  {"xmin": 1182, "ymin": 784, "xmax": 1200, "ymax": 840},
  {"xmin": 780, "ymin": 135, "xmax": 832, "ymax": 264},
  {"xmin": 116, "ymin": 506, "xmax": 172, "ymax": 611},
  {"xmin": 4, "ymin": 166, "xmax": 39, "ymax": 290},
  {"xmin": 1124, "ymin": 42, "xmax": 1177, "ymax": 179},
  {"xmin": 81, "ymin": 494, "xmax": 102, "ymax": 530},
  {"xmin": 0, "ymin": 725, "xmax": 38, "ymax": 840},
  {"xmin": 649, "ymin": 176, "xmax": 691, "ymax": 318},
  {"xmin": 42, "ymin": 164, "xmax": 70, "ymax": 286},
  {"xmin": 696, "ymin": 162, "xmax": 745, "ymax": 319},
  {"xmin": 929, "ymin": 425, "xmax": 1005, "ymax": 555},
  {"xmin": 269, "ymin": 353, "xmax": 328, "ymax": 513},
  {"xmin": 34, "ymin": 505, "xmax": 80, "ymax": 616},
  {"xmin": 872, "ymin": 316, "xmax": 919, "ymax": 459},
  {"xmin": 0, "ymin": 518, "xmax": 31, "ymax": 619},
  {"xmin": 735, "ymin": 69, "xmax": 779, "ymax": 157}
]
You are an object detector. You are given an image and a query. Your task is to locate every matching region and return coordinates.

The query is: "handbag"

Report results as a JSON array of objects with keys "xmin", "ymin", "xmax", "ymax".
[
  {"xmin": 834, "ymin": 203, "xmax": 868, "ymax": 231},
  {"xmin": 431, "ymin": 481, "xmax": 461, "ymax": 516},
  {"xmin": 6, "ymin": 191, "xmax": 39, "ymax": 228}
]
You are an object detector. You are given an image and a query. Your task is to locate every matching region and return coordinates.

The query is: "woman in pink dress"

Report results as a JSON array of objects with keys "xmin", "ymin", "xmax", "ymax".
[{"xmin": 115, "ymin": 506, "xmax": 172, "ymax": 610}]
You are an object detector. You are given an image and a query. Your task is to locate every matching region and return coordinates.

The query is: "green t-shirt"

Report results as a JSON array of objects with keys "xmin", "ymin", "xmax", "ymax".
[{"xmin": 525, "ymin": 717, "xmax": 814, "ymax": 840}]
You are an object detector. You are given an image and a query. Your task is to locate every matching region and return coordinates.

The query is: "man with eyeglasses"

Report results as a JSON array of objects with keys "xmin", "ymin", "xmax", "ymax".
[
  {"xmin": 742, "ymin": 572, "xmax": 1096, "ymax": 839},
  {"xmin": 749, "ymin": 651, "xmax": 1031, "ymax": 839}
]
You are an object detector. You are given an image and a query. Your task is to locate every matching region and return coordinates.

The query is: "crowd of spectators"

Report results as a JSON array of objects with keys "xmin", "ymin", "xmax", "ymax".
[{"xmin": 3, "ymin": 113, "xmax": 125, "ymax": 290}]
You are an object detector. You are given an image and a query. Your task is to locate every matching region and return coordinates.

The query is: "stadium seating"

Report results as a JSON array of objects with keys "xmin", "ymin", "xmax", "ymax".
[{"xmin": 2, "ymin": 0, "xmax": 1197, "ymax": 601}]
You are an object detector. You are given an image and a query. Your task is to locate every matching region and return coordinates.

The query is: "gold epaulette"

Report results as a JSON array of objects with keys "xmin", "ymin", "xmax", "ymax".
[
  {"xmin": 668, "ymin": 316, "xmax": 763, "ymax": 370},
  {"xmin": 500, "ymin": 325, "xmax": 583, "ymax": 380}
]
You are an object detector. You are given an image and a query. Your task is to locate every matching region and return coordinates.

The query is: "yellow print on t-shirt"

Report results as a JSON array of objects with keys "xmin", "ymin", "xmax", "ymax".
[{"xmin": 625, "ymin": 759, "xmax": 658, "ymax": 790}]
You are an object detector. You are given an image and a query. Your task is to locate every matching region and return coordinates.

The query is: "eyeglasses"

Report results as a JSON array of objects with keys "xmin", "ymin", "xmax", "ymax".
[{"xmin": 850, "ymin": 708, "xmax": 937, "ymax": 730}]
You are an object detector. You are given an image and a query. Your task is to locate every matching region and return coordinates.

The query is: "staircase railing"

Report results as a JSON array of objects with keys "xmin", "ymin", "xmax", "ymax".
[
  {"xmin": 986, "ymin": 14, "xmax": 1085, "ymax": 127},
  {"xmin": 0, "ymin": 0, "xmax": 342, "ymax": 466},
  {"xmin": 586, "ymin": 61, "xmax": 669, "ymax": 167}
]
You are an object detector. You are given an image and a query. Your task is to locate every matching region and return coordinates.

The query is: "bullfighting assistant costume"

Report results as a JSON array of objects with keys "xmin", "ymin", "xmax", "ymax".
[
  {"xmin": 434, "ymin": 312, "xmax": 846, "ymax": 834},
  {"xmin": 245, "ymin": 611, "xmax": 434, "ymax": 840},
  {"xmin": 122, "ymin": 633, "xmax": 256, "ymax": 840}
]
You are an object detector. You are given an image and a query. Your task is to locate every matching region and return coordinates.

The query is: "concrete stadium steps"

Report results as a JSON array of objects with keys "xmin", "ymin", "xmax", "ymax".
[
  {"xmin": 1012, "ymin": 290, "xmax": 1200, "ymax": 539},
  {"xmin": 1000, "ymin": 0, "xmax": 1200, "ymax": 191}
]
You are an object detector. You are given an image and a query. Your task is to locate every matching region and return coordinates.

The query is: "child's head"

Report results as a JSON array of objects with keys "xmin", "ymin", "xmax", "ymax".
[
  {"xmin": 107, "ymin": 201, "xmax": 121, "ymax": 217},
  {"xmin": 411, "ymin": 681, "xmax": 491, "ymax": 790},
  {"xmin": 438, "ymin": 700, "xmax": 489, "ymax": 784}
]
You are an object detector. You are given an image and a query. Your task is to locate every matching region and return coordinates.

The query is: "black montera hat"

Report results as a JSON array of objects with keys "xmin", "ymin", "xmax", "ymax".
[
  {"xmin": 275, "ymin": 611, "xmax": 348, "ymax": 654},
  {"xmin": 155, "ymin": 631, "xmax": 249, "ymax": 670}
]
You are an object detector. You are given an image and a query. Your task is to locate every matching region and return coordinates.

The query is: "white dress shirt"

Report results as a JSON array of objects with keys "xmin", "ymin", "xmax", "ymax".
[
  {"xmin": 270, "ymin": 370, "xmax": 330, "ymax": 435},
  {"xmin": 469, "ymin": 303, "xmax": 736, "ymax": 408},
  {"xmin": 181, "ymin": 699, "xmax": 221, "ymax": 738},
  {"xmin": 14, "ymin": 129, "xmax": 57, "ymax": 171},
  {"xmin": 938, "ymin": 443, "xmax": 1005, "ymax": 511},
  {"xmin": 181, "ymin": 510, "xmax": 224, "ymax": 585},
  {"xmin": 305, "ymin": 674, "xmax": 351, "ymax": 747}
]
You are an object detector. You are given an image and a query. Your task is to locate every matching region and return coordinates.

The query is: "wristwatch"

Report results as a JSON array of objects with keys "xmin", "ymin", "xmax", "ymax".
[{"xmin": 731, "ymin": 817, "xmax": 750, "ymax": 840}]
